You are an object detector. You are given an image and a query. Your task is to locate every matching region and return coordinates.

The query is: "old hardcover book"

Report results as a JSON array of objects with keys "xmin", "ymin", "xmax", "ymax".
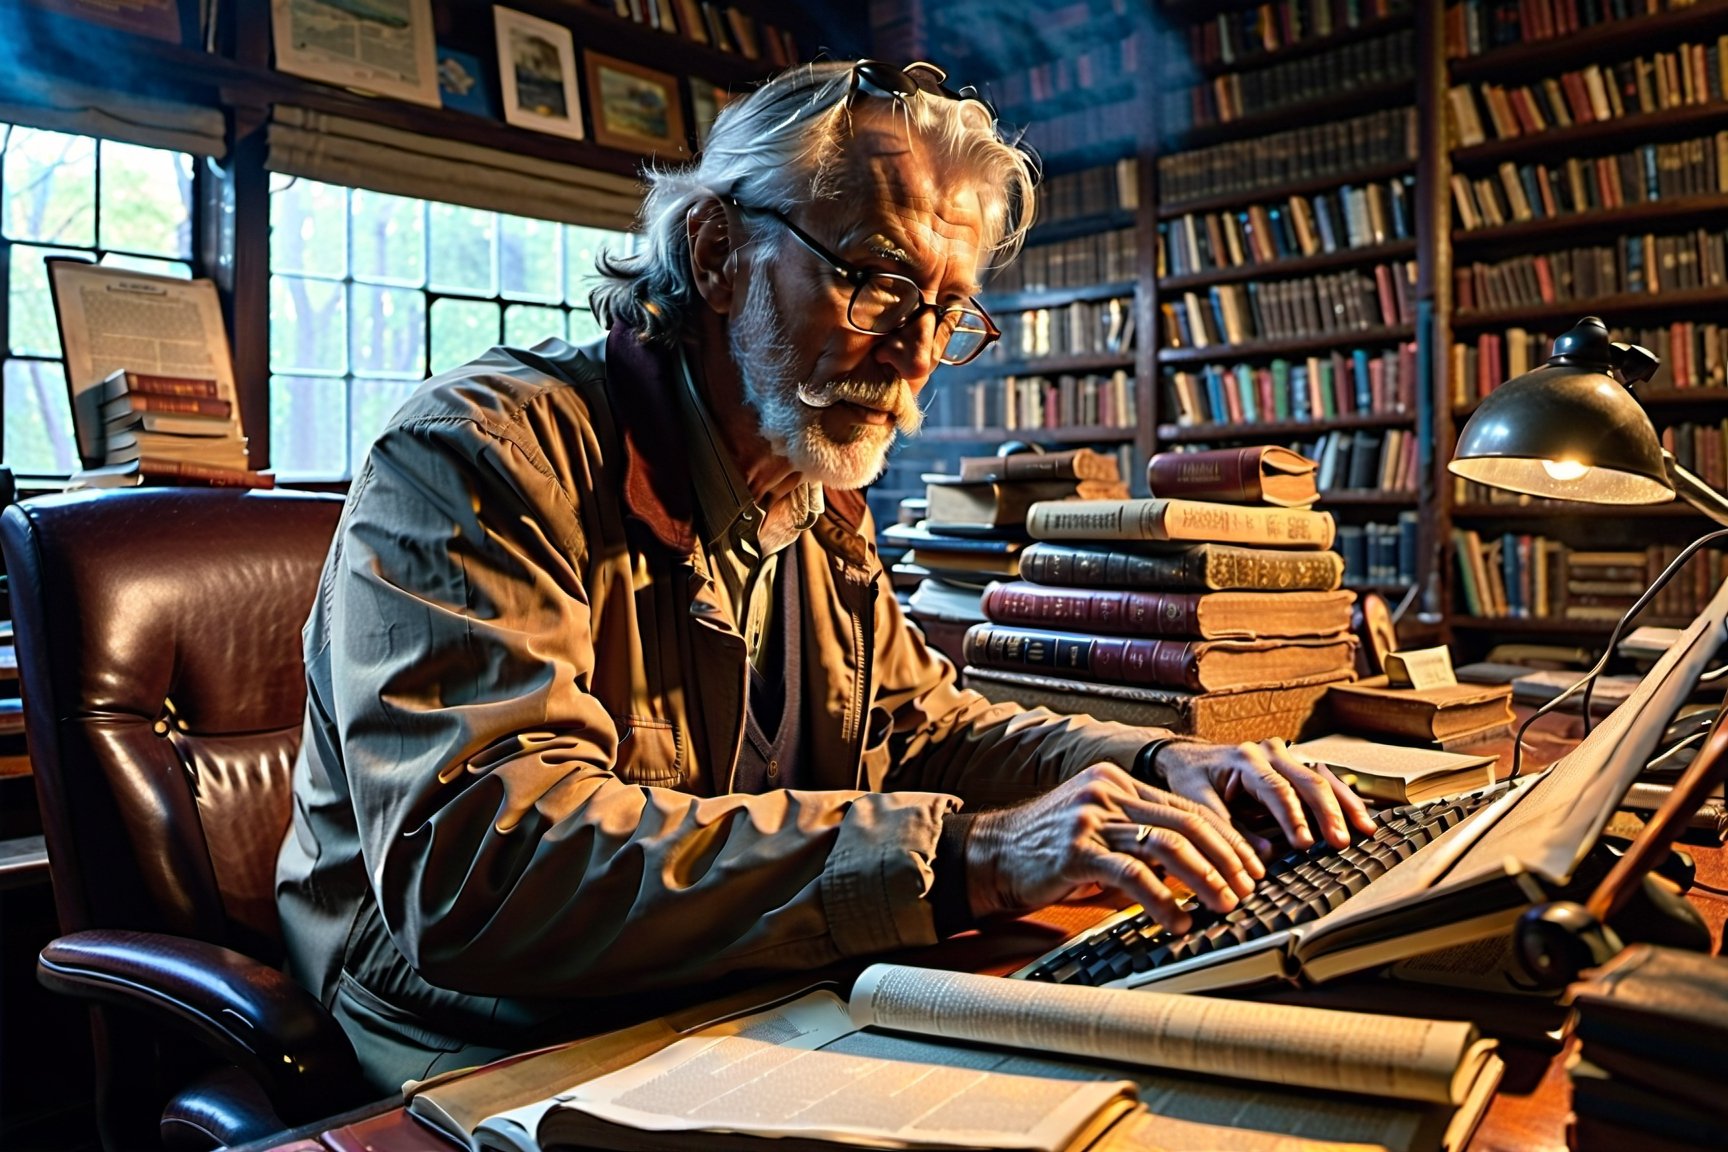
[
  {"xmin": 1565, "ymin": 944, "xmax": 1728, "ymax": 1069},
  {"xmin": 447, "ymin": 965, "xmax": 1500, "ymax": 1152},
  {"xmin": 962, "ymin": 623, "xmax": 1357, "ymax": 692},
  {"xmin": 98, "ymin": 369, "xmax": 221, "ymax": 402},
  {"xmin": 979, "ymin": 581, "xmax": 1356, "ymax": 639},
  {"xmin": 1144, "ymin": 445, "xmax": 1320, "ymax": 507},
  {"xmin": 958, "ymin": 448, "xmax": 1121, "ymax": 484},
  {"xmin": 1326, "ymin": 676, "xmax": 1516, "ymax": 742},
  {"xmin": 926, "ymin": 478, "xmax": 1127, "ymax": 530},
  {"xmin": 1027, "ymin": 498, "xmax": 1336, "ymax": 550},
  {"xmin": 1018, "ymin": 542, "xmax": 1344, "ymax": 592},
  {"xmin": 962, "ymin": 666, "xmax": 1333, "ymax": 742},
  {"xmin": 1293, "ymin": 734, "xmax": 1495, "ymax": 805}
]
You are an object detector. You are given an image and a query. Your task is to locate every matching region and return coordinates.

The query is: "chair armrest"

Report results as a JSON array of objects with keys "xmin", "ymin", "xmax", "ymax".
[{"xmin": 40, "ymin": 929, "xmax": 369, "ymax": 1125}]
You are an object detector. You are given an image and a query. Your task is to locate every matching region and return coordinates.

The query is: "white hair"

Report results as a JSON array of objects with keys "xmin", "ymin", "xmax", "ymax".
[{"xmin": 591, "ymin": 60, "xmax": 1039, "ymax": 345}]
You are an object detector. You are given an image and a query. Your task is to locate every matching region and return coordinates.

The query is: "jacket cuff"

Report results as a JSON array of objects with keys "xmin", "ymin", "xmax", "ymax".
[
  {"xmin": 820, "ymin": 792, "xmax": 958, "ymax": 956},
  {"xmin": 929, "ymin": 812, "xmax": 978, "ymax": 937}
]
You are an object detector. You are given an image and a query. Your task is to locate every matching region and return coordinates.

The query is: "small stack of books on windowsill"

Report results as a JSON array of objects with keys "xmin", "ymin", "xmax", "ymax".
[
  {"xmin": 961, "ymin": 446, "xmax": 1358, "ymax": 743},
  {"xmin": 74, "ymin": 370, "xmax": 273, "ymax": 489}
]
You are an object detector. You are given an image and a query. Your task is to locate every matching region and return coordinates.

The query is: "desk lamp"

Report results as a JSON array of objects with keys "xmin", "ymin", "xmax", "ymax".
[{"xmin": 1449, "ymin": 315, "xmax": 1728, "ymax": 985}]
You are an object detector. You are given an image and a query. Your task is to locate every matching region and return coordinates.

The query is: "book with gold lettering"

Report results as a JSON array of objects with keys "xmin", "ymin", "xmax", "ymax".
[
  {"xmin": 1145, "ymin": 445, "xmax": 1320, "ymax": 507},
  {"xmin": 1018, "ymin": 541, "xmax": 1345, "ymax": 591},
  {"xmin": 1026, "ymin": 497, "xmax": 1336, "ymax": 550},
  {"xmin": 980, "ymin": 581, "xmax": 1355, "ymax": 639},
  {"xmin": 962, "ymin": 623, "xmax": 1357, "ymax": 692}
]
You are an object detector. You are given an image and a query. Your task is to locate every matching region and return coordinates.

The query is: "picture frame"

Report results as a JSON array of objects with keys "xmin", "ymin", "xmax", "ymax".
[
  {"xmin": 436, "ymin": 46, "xmax": 498, "ymax": 120},
  {"xmin": 493, "ymin": 6, "xmax": 585, "ymax": 141},
  {"xmin": 583, "ymin": 51, "xmax": 687, "ymax": 157},
  {"xmin": 269, "ymin": 0, "xmax": 441, "ymax": 108}
]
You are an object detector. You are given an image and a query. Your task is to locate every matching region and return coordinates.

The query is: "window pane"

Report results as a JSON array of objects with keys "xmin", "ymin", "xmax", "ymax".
[
  {"xmin": 351, "ymin": 189, "xmax": 426, "ymax": 287},
  {"xmin": 564, "ymin": 224, "xmax": 632, "ymax": 306},
  {"xmin": 349, "ymin": 377, "xmax": 420, "ymax": 469},
  {"xmin": 271, "ymin": 275, "xmax": 348, "ymax": 374},
  {"xmin": 271, "ymin": 374, "xmax": 347, "ymax": 478},
  {"xmin": 430, "ymin": 298, "xmax": 499, "ymax": 375},
  {"xmin": 99, "ymin": 254, "xmax": 191, "ymax": 278},
  {"xmin": 98, "ymin": 140, "xmax": 193, "ymax": 258},
  {"xmin": 2, "ymin": 127, "xmax": 95, "ymax": 246},
  {"xmin": 270, "ymin": 177, "xmax": 348, "ymax": 279},
  {"xmin": 4, "ymin": 358, "xmax": 79, "ymax": 474},
  {"xmin": 567, "ymin": 307, "xmax": 604, "ymax": 346},
  {"xmin": 8, "ymin": 244, "xmax": 78, "ymax": 357},
  {"xmin": 428, "ymin": 203, "xmax": 497, "ymax": 296},
  {"xmin": 499, "ymin": 214, "xmax": 562, "ymax": 303},
  {"xmin": 350, "ymin": 285, "xmax": 426, "ymax": 378},
  {"xmin": 504, "ymin": 304, "xmax": 564, "ymax": 349}
]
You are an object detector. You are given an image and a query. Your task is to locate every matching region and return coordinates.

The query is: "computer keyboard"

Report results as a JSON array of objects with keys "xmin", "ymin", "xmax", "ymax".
[{"xmin": 1019, "ymin": 785, "xmax": 1510, "ymax": 988}]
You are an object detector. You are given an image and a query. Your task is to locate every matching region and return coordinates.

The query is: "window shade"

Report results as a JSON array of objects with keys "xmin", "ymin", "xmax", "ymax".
[
  {"xmin": 266, "ymin": 106, "xmax": 642, "ymax": 230},
  {"xmin": 0, "ymin": 68, "xmax": 226, "ymax": 156}
]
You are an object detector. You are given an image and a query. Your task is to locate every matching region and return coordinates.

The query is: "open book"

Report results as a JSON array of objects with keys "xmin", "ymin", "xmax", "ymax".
[{"xmin": 411, "ymin": 965, "xmax": 1501, "ymax": 1152}]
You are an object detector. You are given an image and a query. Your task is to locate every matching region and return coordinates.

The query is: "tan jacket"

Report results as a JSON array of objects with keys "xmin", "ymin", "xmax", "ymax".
[{"xmin": 276, "ymin": 329, "xmax": 1152, "ymax": 1085}]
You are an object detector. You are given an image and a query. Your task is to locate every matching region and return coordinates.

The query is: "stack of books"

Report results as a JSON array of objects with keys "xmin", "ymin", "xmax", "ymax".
[
  {"xmin": 80, "ymin": 369, "xmax": 271, "ymax": 488},
  {"xmin": 961, "ymin": 446, "xmax": 1358, "ymax": 743},
  {"xmin": 890, "ymin": 449, "xmax": 1125, "ymax": 667}
]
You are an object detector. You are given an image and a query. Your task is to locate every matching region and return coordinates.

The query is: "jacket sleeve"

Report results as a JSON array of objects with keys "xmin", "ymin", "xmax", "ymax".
[
  {"xmin": 862, "ymin": 515, "xmax": 1161, "ymax": 809},
  {"xmin": 325, "ymin": 401, "xmax": 955, "ymax": 999}
]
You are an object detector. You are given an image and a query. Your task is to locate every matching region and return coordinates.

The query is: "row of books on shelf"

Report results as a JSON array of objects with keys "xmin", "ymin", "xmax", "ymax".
[
  {"xmin": 1033, "ymin": 160, "xmax": 1140, "ymax": 225},
  {"xmin": 985, "ymin": 37, "xmax": 1143, "ymax": 113},
  {"xmin": 1165, "ymin": 27, "xmax": 1415, "ymax": 132},
  {"xmin": 987, "ymin": 299, "xmax": 1136, "ymax": 364},
  {"xmin": 984, "ymin": 229, "xmax": 1136, "ymax": 294},
  {"xmin": 952, "ymin": 371, "xmax": 1140, "ymax": 433},
  {"xmin": 1181, "ymin": 0, "xmax": 1413, "ymax": 72},
  {"xmin": 1444, "ymin": 0, "xmax": 1697, "ymax": 58},
  {"xmin": 1161, "ymin": 261, "xmax": 1417, "ymax": 349},
  {"xmin": 1661, "ymin": 419, "xmax": 1728, "ymax": 490},
  {"xmin": 1295, "ymin": 426, "xmax": 1421, "ymax": 495},
  {"xmin": 1446, "ymin": 35, "xmax": 1728, "ymax": 149},
  {"xmin": 1163, "ymin": 341, "xmax": 1419, "ymax": 426},
  {"xmin": 1449, "ymin": 133, "xmax": 1728, "ymax": 232},
  {"xmin": 1159, "ymin": 174, "xmax": 1416, "ymax": 279},
  {"xmin": 1338, "ymin": 516, "xmax": 1418, "ymax": 587},
  {"xmin": 1451, "ymin": 321, "xmax": 1728, "ymax": 401},
  {"xmin": 603, "ymin": 0, "xmax": 798, "ymax": 64},
  {"xmin": 1157, "ymin": 106, "xmax": 1417, "ymax": 205},
  {"xmin": 1453, "ymin": 227, "xmax": 1728, "ymax": 314},
  {"xmin": 1451, "ymin": 529, "xmax": 1723, "ymax": 622}
]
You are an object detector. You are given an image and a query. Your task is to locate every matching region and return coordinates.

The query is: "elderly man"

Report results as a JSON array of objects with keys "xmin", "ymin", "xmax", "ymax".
[{"xmin": 277, "ymin": 60, "xmax": 1372, "ymax": 1089}]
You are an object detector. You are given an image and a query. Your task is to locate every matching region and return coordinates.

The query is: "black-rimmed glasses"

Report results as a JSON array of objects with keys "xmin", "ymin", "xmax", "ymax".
[
  {"xmin": 846, "ymin": 59, "xmax": 996, "ymax": 121},
  {"xmin": 731, "ymin": 199, "xmax": 1000, "ymax": 367}
]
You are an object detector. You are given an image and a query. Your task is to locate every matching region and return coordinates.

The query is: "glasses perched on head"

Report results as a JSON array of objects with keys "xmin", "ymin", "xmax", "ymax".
[
  {"xmin": 730, "ymin": 199, "xmax": 1000, "ymax": 367},
  {"xmin": 844, "ymin": 59, "xmax": 996, "ymax": 120}
]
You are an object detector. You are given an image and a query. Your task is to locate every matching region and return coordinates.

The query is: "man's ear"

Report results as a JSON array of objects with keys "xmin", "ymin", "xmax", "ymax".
[{"xmin": 687, "ymin": 197, "xmax": 739, "ymax": 315}]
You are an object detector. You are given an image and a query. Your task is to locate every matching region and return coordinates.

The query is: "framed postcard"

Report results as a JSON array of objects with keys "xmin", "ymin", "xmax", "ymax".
[
  {"xmin": 269, "ymin": 0, "xmax": 441, "ymax": 108},
  {"xmin": 584, "ymin": 51, "xmax": 687, "ymax": 157},
  {"xmin": 494, "ymin": 6, "xmax": 585, "ymax": 140},
  {"xmin": 437, "ymin": 46, "xmax": 497, "ymax": 119}
]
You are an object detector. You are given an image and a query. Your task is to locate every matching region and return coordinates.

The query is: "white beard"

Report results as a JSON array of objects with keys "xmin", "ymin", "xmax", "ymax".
[{"xmin": 729, "ymin": 266, "xmax": 923, "ymax": 490}]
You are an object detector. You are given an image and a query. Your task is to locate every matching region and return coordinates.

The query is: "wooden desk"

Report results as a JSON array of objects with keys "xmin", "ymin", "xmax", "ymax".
[{"xmin": 237, "ymin": 712, "xmax": 1727, "ymax": 1152}]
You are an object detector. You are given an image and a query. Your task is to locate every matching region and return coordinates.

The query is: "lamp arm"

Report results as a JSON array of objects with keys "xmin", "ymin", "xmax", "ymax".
[{"xmin": 1663, "ymin": 450, "xmax": 1728, "ymax": 529}]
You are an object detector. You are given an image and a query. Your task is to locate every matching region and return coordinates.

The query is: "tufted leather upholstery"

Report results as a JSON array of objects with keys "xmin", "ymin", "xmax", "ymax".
[{"xmin": 3, "ymin": 488, "xmax": 363, "ymax": 1150}]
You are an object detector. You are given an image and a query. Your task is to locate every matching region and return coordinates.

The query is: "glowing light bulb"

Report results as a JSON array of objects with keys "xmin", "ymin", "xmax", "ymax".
[{"xmin": 1541, "ymin": 458, "xmax": 1589, "ymax": 481}]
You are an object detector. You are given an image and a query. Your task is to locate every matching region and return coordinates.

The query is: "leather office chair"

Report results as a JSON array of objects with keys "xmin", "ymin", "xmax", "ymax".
[{"xmin": 2, "ymin": 488, "xmax": 369, "ymax": 1150}]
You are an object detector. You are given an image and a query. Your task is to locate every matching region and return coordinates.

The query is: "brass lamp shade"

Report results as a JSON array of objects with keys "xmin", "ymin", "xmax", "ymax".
[{"xmin": 1448, "ymin": 316, "xmax": 1674, "ymax": 504}]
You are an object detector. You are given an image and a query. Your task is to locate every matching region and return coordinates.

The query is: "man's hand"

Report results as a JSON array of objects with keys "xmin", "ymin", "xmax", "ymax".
[
  {"xmin": 1157, "ymin": 738, "xmax": 1376, "ymax": 858},
  {"xmin": 964, "ymin": 763, "xmax": 1265, "ymax": 934}
]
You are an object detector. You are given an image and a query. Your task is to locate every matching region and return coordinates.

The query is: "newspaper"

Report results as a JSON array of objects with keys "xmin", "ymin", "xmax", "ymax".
[{"xmin": 268, "ymin": 0, "xmax": 439, "ymax": 107}]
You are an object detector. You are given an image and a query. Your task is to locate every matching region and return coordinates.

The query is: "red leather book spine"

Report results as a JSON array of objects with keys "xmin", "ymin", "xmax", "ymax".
[{"xmin": 1146, "ymin": 447, "xmax": 1264, "ymax": 503}]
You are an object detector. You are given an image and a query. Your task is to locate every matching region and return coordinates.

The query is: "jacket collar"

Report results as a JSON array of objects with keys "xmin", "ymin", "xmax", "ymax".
[{"xmin": 605, "ymin": 324, "xmax": 871, "ymax": 558}]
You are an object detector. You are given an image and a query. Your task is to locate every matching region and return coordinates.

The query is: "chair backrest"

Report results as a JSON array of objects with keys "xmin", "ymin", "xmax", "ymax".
[{"xmin": 2, "ymin": 488, "xmax": 343, "ymax": 965}]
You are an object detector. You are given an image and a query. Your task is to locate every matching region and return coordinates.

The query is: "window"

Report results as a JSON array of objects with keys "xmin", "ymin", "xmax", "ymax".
[
  {"xmin": 1, "ymin": 124, "xmax": 195, "ymax": 475},
  {"xmin": 268, "ymin": 177, "xmax": 641, "ymax": 481}
]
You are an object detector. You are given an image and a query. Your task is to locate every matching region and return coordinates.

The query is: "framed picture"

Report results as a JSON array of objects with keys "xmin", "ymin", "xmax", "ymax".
[
  {"xmin": 689, "ymin": 80, "xmax": 732, "ymax": 151},
  {"xmin": 437, "ymin": 46, "xmax": 498, "ymax": 120},
  {"xmin": 494, "ymin": 6, "xmax": 585, "ymax": 140},
  {"xmin": 269, "ymin": 0, "xmax": 441, "ymax": 107},
  {"xmin": 584, "ymin": 51, "xmax": 687, "ymax": 157}
]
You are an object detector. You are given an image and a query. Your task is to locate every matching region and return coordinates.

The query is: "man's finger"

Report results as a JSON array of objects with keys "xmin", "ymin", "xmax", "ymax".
[
  {"xmin": 1105, "ymin": 822, "xmax": 1242, "ymax": 911},
  {"xmin": 1264, "ymin": 739, "xmax": 1355, "ymax": 848},
  {"xmin": 1236, "ymin": 742, "xmax": 1317, "ymax": 848},
  {"xmin": 1084, "ymin": 841, "xmax": 1189, "ymax": 934},
  {"xmin": 1119, "ymin": 796, "xmax": 1261, "ymax": 889}
]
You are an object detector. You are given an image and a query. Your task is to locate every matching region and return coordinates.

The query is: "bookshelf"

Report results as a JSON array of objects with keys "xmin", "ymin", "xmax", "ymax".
[
  {"xmin": 1437, "ymin": 0, "xmax": 1728, "ymax": 656},
  {"xmin": 1149, "ymin": 0, "xmax": 1424, "ymax": 600}
]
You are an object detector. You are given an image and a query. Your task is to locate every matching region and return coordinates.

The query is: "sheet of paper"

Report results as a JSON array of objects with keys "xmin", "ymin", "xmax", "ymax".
[
  {"xmin": 559, "ymin": 991, "xmax": 1126, "ymax": 1150},
  {"xmin": 1293, "ymin": 735, "xmax": 1493, "ymax": 780}
]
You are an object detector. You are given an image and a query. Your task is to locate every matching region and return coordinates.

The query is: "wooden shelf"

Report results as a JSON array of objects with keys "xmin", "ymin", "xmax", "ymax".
[
  {"xmin": 1452, "ymin": 195, "xmax": 1728, "ymax": 251},
  {"xmin": 1178, "ymin": 77, "xmax": 1414, "ymax": 150},
  {"xmin": 919, "ymin": 425, "xmax": 1136, "ymax": 444},
  {"xmin": 1195, "ymin": 12, "xmax": 1415, "ymax": 80},
  {"xmin": 1323, "ymin": 490, "xmax": 1419, "ymax": 506},
  {"xmin": 943, "ymin": 351, "xmax": 1136, "ymax": 386},
  {"xmin": 1347, "ymin": 580, "xmax": 1418, "ymax": 595},
  {"xmin": 1159, "ymin": 239, "xmax": 1417, "ymax": 292},
  {"xmin": 1156, "ymin": 324, "xmax": 1415, "ymax": 365},
  {"xmin": 1452, "ymin": 287, "xmax": 1728, "ymax": 330},
  {"xmin": 1159, "ymin": 162, "xmax": 1416, "ymax": 220},
  {"xmin": 1447, "ymin": 0, "xmax": 1728, "ymax": 84},
  {"xmin": 1451, "ymin": 501, "xmax": 1710, "ymax": 519},
  {"xmin": 980, "ymin": 281, "xmax": 1136, "ymax": 313},
  {"xmin": 1454, "ymin": 388, "xmax": 1728, "ymax": 419},
  {"xmin": 1156, "ymin": 411, "xmax": 1415, "ymax": 443},
  {"xmin": 1452, "ymin": 103, "xmax": 1728, "ymax": 169}
]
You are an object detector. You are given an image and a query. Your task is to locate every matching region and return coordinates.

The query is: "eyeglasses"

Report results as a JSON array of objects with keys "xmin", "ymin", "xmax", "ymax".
[
  {"xmin": 846, "ymin": 60, "xmax": 996, "ymax": 121},
  {"xmin": 730, "ymin": 199, "xmax": 1000, "ymax": 367}
]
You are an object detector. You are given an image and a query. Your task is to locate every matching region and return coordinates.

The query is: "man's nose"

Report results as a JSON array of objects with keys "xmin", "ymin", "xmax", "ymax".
[{"xmin": 875, "ymin": 309, "xmax": 942, "ymax": 390}]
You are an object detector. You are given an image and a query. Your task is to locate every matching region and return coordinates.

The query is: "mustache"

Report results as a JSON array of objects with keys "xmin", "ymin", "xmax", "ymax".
[{"xmin": 796, "ymin": 377, "xmax": 926, "ymax": 436}]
